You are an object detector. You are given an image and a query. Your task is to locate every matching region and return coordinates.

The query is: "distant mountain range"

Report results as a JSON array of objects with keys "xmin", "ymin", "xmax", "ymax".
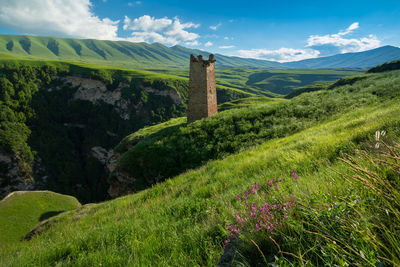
[
  {"xmin": 0, "ymin": 35, "xmax": 399, "ymax": 69},
  {"xmin": 285, "ymin": 46, "xmax": 400, "ymax": 68}
]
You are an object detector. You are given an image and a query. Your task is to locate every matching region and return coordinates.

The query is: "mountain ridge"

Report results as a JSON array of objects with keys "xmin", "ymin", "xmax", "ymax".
[{"xmin": 1, "ymin": 34, "xmax": 399, "ymax": 69}]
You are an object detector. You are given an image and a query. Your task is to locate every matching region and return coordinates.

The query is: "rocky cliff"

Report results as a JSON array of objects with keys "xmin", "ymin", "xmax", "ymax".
[{"xmin": 0, "ymin": 63, "xmax": 187, "ymax": 202}]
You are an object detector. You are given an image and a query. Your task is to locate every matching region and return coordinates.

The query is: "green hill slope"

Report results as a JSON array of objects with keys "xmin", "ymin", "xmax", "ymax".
[
  {"xmin": 0, "ymin": 191, "xmax": 80, "ymax": 245},
  {"xmin": 0, "ymin": 35, "xmax": 283, "ymax": 69},
  {"xmin": 1, "ymin": 35, "xmax": 399, "ymax": 70},
  {"xmin": 1, "ymin": 100, "xmax": 399, "ymax": 265},
  {"xmin": 109, "ymin": 69, "xmax": 400, "ymax": 196},
  {"xmin": 1, "ymin": 59, "xmax": 399, "ymax": 266}
]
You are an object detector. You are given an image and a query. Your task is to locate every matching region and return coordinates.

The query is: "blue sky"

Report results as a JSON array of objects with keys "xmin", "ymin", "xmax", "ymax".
[{"xmin": 0, "ymin": 0, "xmax": 399, "ymax": 62}]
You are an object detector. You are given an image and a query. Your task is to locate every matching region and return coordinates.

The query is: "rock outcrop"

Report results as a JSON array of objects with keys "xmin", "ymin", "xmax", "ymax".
[
  {"xmin": 91, "ymin": 146, "xmax": 117, "ymax": 173},
  {"xmin": 0, "ymin": 149, "xmax": 33, "ymax": 199}
]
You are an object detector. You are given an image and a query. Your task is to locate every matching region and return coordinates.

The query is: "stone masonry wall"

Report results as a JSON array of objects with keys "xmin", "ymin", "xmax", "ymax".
[{"xmin": 187, "ymin": 54, "xmax": 218, "ymax": 123}]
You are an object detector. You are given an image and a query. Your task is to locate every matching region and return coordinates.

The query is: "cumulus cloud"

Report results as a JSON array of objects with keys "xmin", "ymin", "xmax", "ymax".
[
  {"xmin": 204, "ymin": 41, "xmax": 213, "ymax": 47},
  {"xmin": 0, "ymin": 0, "xmax": 119, "ymax": 40},
  {"xmin": 123, "ymin": 15, "xmax": 200, "ymax": 45},
  {"xmin": 306, "ymin": 22, "xmax": 381, "ymax": 54},
  {"xmin": 210, "ymin": 23, "xmax": 222, "ymax": 30},
  {"xmin": 237, "ymin": 48, "xmax": 320, "ymax": 62},
  {"xmin": 219, "ymin": 45, "xmax": 235, "ymax": 49},
  {"xmin": 237, "ymin": 22, "xmax": 381, "ymax": 62}
]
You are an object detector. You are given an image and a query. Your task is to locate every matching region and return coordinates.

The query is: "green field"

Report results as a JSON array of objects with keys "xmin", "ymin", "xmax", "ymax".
[
  {"xmin": 153, "ymin": 67, "xmax": 364, "ymax": 95},
  {"xmin": 0, "ymin": 191, "xmax": 80, "ymax": 245},
  {"xmin": 0, "ymin": 62, "xmax": 399, "ymax": 265}
]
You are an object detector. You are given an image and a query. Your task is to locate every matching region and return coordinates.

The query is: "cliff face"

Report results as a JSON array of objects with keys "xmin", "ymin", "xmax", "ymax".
[
  {"xmin": 0, "ymin": 64, "xmax": 187, "ymax": 202},
  {"xmin": 0, "ymin": 149, "xmax": 36, "ymax": 199},
  {"xmin": 32, "ymin": 75, "xmax": 185, "ymax": 202}
]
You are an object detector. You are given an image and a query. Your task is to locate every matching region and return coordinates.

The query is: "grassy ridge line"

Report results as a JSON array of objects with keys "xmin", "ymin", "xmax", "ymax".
[
  {"xmin": 0, "ymin": 191, "xmax": 80, "ymax": 246},
  {"xmin": 0, "ymin": 34, "xmax": 283, "ymax": 69},
  {"xmin": 115, "ymin": 96, "xmax": 284, "ymax": 153},
  {"xmin": 1, "ymin": 102, "xmax": 399, "ymax": 266}
]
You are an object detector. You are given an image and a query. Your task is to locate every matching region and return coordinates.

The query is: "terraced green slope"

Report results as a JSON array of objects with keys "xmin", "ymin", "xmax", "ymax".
[
  {"xmin": 0, "ymin": 191, "xmax": 80, "ymax": 245},
  {"xmin": 0, "ymin": 35, "xmax": 283, "ymax": 69}
]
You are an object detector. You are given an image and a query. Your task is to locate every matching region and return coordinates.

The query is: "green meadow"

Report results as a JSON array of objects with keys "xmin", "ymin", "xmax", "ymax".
[
  {"xmin": 0, "ymin": 60, "xmax": 399, "ymax": 265},
  {"xmin": 0, "ymin": 191, "xmax": 80, "ymax": 245}
]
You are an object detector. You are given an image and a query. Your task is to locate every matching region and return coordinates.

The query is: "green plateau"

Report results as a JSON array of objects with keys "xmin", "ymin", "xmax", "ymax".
[{"xmin": 0, "ymin": 191, "xmax": 80, "ymax": 245}]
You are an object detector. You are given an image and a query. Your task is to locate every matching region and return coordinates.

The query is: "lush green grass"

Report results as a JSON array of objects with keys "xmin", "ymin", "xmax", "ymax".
[
  {"xmin": 0, "ymin": 101, "xmax": 399, "ymax": 266},
  {"xmin": 0, "ymin": 191, "xmax": 80, "ymax": 246},
  {"xmin": 112, "ymin": 69, "xmax": 400, "ymax": 193},
  {"xmin": 218, "ymin": 95, "xmax": 285, "ymax": 111},
  {"xmin": 368, "ymin": 59, "xmax": 400, "ymax": 73},
  {"xmin": 153, "ymin": 67, "xmax": 364, "ymax": 96},
  {"xmin": 1, "ymin": 50, "xmax": 400, "ymax": 265},
  {"xmin": 244, "ymin": 68, "xmax": 363, "ymax": 94}
]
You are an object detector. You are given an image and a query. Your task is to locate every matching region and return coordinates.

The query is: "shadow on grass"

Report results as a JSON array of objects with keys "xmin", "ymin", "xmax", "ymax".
[{"xmin": 39, "ymin": 211, "xmax": 64, "ymax": 222}]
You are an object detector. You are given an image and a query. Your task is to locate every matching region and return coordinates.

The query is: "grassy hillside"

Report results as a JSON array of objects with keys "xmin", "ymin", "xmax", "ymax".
[
  {"xmin": 368, "ymin": 59, "xmax": 400, "ymax": 73},
  {"xmin": 243, "ymin": 68, "xmax": 363, "ymax": 94},
  {"xmin": 1, "ymin": 35, "xmax": 399, "ymax": 70},
  {"xmin": 152, "ymin": 67, "xmax": 364, "ymax": 96},
  {"xmin": 1, "ymin": 101, "xmax": 399, "ymax": 265},
  {"xmin": 0, "ymin": 35, "xmax": 283, "ymax": 69},
  {"xmin": 1, "ymin": 58, "xmax": 399, "ymax": 265},
  {"xmin": 110, "ymin": 69, "xmax": 399, "ymax": 194},
  {"xmin": 0, "ymin": 191, "xmax": 80, "ymax": 245}
]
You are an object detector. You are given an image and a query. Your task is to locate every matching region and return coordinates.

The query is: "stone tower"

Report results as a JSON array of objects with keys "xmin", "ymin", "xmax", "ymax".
[{"xmin": 187, "ymin": 54, "xmax": 218, "ymax": 123}]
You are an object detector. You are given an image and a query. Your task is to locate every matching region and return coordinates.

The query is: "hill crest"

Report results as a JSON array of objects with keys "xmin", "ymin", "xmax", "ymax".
[{"xmin": 1, "ymin": 34, "xmax": 399, "ymax": 69}]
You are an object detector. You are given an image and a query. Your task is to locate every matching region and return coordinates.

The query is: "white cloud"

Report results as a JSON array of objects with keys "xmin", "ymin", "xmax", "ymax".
[
  {"xmin": 186, "ymin": 40, "xmax": 201, "ymax": 46},
  {"xmin": 237, "ymin": 48, "xmax": 320, "ymax": 62},
  {"xmin": 237, "ymin": 22, "xmax": 381, "ymax": 62},
  {"xmin": 210, "ymin": 23, "xmax": 222, "ymax": 30},
  {"xmin": 0, "ymin": 0, "xmax": 119, "ymax": 40},
  {"xmin": 205, "ymin": 41, "xmax": 213, "ymax": 47},
  {"xmin": 306, "ymin": 22, "xmax": 381, "ymax": 53},
  {"xmin": 123, "ymin": 15, "xmax": 200, "ymax": 45},
  {"xmin": 219, "ymin": 45, "xmax": 235, "ymax": 49},
  {"xmin": 338, "ymin": 22, "xmax": 359, "ymax": 36}
]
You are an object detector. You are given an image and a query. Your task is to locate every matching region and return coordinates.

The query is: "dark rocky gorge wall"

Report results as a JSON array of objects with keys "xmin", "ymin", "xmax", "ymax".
[{"xmin": 0, "ymin": 68, "xmax": 186, "ymax": 203}]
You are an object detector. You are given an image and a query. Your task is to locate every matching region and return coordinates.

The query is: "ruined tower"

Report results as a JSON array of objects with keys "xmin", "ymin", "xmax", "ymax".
[{"xmin": 187, "ymin": 54, "xmax": 218, "ymax": 123}]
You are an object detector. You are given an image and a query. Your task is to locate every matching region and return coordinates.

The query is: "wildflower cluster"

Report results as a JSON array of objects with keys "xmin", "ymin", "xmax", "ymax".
[{"xmin": 227, "ymin": 173, "xmax": 298, "ymax": 243}]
